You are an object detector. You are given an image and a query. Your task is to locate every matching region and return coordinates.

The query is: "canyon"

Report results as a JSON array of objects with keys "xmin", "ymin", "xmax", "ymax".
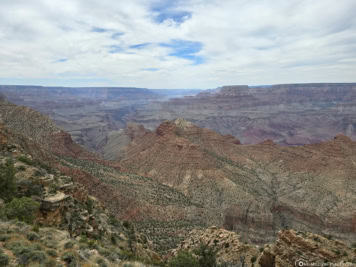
[
  {"xmin": 128, "ymin": 83, "xmax": 356, "ymax": 146},
  {"xmin": 1, "ymin": 94, "xmax": 355, "ymax": 252},
  {"xmin": 0, "ymin": 85, "xmax": 201, "ymax": 159},
  {"xmin": 2, "ymin": 83, "xmax": 356, "ymax": 160}
]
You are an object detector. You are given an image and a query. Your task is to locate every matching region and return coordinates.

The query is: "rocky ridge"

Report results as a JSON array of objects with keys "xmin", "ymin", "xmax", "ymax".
[
  {"xmin": 119, "ymin": 118, "xmax": 356, "ymax": 248},
  {"xmin": 127, "ymin": 83, "xmax": 356, "ymax": 145},
  {"xmin": 173, "ymin": 226, "xmax": 356, "ymax": 266},
  {"xmin": 0, "ymin": 85, "xmax": 201, "ymax": 158}
]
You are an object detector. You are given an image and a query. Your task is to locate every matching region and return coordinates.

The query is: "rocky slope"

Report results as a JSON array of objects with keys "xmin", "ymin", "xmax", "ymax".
[
  {"xmin": 172, "ymin": 226, "xmax": 356, "ymax": 266},
  {"xmin": 0, "ymin": 85, "xmax": 201, "ymax": 159},
  {"xmin": 127, "ymin": 83, "xmax": 356, "ymax": 145},
  {"xmin": 119, "ymin": 118, "xmax": 356, "ymax": 248},
  {"xmin": 0, "ymin": 85, "xmax": 161, "ymax": 158},
  {"xmin": 0, "ymin": 124, "xmax": 160, "ymax": 266},
  {"xmin": 0, "ymin": 94, "xmax": 205, "ymax": 252},
  {"xmin": 1, "ymin": 95, "xmax": 356, "ymax": 257}
]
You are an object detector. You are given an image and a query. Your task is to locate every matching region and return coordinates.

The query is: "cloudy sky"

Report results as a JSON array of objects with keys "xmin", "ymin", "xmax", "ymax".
[{"xmin": 0, "ymin": 0, "xmax": 356, "ymax": 88}]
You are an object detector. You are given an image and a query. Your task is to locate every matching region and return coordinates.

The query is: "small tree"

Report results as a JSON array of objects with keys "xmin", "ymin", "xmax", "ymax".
[
  {"xmin": 127, "ymin": 224, "xmax": 137, "ymax": 253},
  {"xmin": 0, "ymin": 248, "xmax": 9, "ymax": 266},
  {"xmin": 169, "ymin": 251, "xmax": 199, "ymax": 267},
  {"xmin": 0, "ymin": 159, "xmax": 17, "ymax": 202},
  {"xmin": 5, "ymin": 197, "xmax": 40, "ymax": 224},
  {"xmin": 194, "ymin": 244, "xmax": 217, "ymax": 267}
]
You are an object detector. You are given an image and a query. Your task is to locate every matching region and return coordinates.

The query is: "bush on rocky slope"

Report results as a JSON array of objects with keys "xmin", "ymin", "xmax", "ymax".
[
  {"xmin": 4, "ymin": 197, "xmax": 40, "ymax": 224},
  {"xmin": 0, "ymin": 160, "xmax": 17, "ymax": 202},
  {"xmin": 0, "ymin": 141, "xmax": 161, "ymax": 266}
]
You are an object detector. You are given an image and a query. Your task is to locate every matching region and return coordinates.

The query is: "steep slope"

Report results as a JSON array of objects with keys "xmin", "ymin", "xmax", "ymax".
[
  {"xmin": 0, "ymin": 96, "xmax": 207, "ymax": 252},
  {"xmin": 172, "ymin": 226, "xmax": 356, "ymax": 266},
  {"xmin": 0, "ymin": 120, "xmax": 160, "ymax": 266},
  {"xmin": 2, "ymin": 96, "xmax": 356, "ymax": 255},
  {"xmin": 127, "ymin": 83, "xmax": 356, "ymax": 145},
  {"xmin": 0, "ymin": 85, "xmax": 201, "ymax": 158},
  {"xmin": 120, "ymin": 119, "xmax": 356, "ymax": 247},
  {"xmin": 0, "ymin": 85, "xmax": 161, "ymax": 158}
]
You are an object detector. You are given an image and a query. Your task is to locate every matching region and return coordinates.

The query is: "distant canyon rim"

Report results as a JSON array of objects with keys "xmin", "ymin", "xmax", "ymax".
[{"xmin": 1, "ymin": 83, "xmax": 355, "ymax": 160}]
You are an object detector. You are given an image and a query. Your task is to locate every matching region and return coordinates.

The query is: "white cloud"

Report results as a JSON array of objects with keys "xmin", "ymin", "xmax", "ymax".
[{"xmin": 0, "ymin": 0, "xmax": 355, "ymax": 88}]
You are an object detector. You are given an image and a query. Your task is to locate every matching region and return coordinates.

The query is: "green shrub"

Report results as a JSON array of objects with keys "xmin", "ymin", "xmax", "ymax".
[
  {"xmin": 313, "ymin": 237, "xmax": 321, "ymax": 242},
  {"xmin": 34, "ymin": 169, "xmax": 45, "ymax": 177},
  {"xmin": 16, "ymin": 156, "xmax": 34, "ymax": 165},
  {"xmin": 194, "ymin": 244, "xmax": 217, "ymax": 267},
  {"xmin": 35, "ymin": 161, "xmax": 53, "ymax": 174},
  {"xmin": 26, "ymin": 231, "xmax": 40, "ymax": 241},
  {"xmin": 109, "ymin": 215, "xmax": 120, "ymax": 227},
  {"xmin": 18, "ymin": 180, "xmax": 44, "ymax": 197},
  {"xmin": 46, "ymin": 249, "xmax": 57, "ymax": 257},
  {"xmin": 0, "ymin": 234, "xmax": 11, "ymax": 242},
  {"xmin": 168, "ymin": 250, "xmax": 199, "ymax": 267},
  {"xmin": 87, "ymin": 239, "xmax": 98, "ymax": 249},
  {"xmin": 251, "ymin": 256, "xmax": 257, "ymax": 263},
  {"xmin": 123, "ymin": 221, "xmax": 131, "ymax": 228},
  {"xmin": 46, "ymin": 258, "xmax": 57, "ymax": 266},
  {"xmin": 0, "ymin": 249, "xmax": 9, "ymax": 266},
  {"xmin": 79, "ymin": 235, "xmax": 88, "ymax": 243},
  {"xmin": 86, "ymin": 198, "xmax": 94, "ymax": 214},
  {"xmin": 64, "ymin": 241, "xmax": 75, "ymax": 249},
  {"xmin": 17, "ymin": 165, "xmax": 26, "ymax": 171},
  {"xmin": 98, "ymin": 247, "xmax": 111, "ymax": 257},
  {"xmin": 96, "ymin": 257, "xmax": 109, "ymax": 267},
  {"xmin": 16, "ymin": 156, "xmax": 54, "ymax": 174},
  {"xmin": 111, "ymin": 234, "xmax": 117, "ymax": 245},
  {"xmin": 32, "ymin": 224, "xmax": 40, "ymax": 233},
  {"xmin": 5, "ymin": 240, "xmax": 47, "ymax": 265},
  {"xmin": 119, "ymin": 249, "xmax": 134, "ymax": 261},
  {"xmin": 5, "ymin": 197, "xmax": 40, "ymax": 224},
  {"xmin": 61, "ymin": 251, "xmax": 77, "ymax": 266},
  {"xmin": 29, "ymin": 250, "xmax": 47, "ymax": 264},
  {"xmin": 0, "ymin": 160, "xmax": 17, "ymax": 202}
]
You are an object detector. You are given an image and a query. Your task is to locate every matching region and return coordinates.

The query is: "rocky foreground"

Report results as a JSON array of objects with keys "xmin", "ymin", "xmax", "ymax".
[{"xmin": 173, "ymin": 226, "xmax": 356, "ymax": 266}]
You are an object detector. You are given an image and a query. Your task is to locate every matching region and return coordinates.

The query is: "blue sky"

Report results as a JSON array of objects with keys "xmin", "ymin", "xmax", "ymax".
[{"xmin": 0, "ymin": 0, "xmax": 356, "ymax": 88}]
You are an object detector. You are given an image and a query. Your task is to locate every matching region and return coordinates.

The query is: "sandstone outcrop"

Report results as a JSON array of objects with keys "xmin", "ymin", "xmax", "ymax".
[
  {"xmin": 173, "ymin": 226, "xmax": 260, "ymax": 265},
  {"xmin": 259, "ymin": 230, "xmax": 356, "ymax": 267},
  {"xmin": 173, "ymin": 227, "xmax": 356, "ymax": 266}
]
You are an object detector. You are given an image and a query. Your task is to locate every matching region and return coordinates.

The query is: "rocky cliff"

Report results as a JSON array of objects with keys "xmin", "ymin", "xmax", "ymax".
[
  {"xmin": 0, "ymin": 85, "xmax": 201, "ymax": 159},
  {"xmin": 119, "ymin": 118, "xmax": 356, "ymax": 249},
  {"xmin": 172, "ymin": 226, "xmax": 356, "ymax": 266},
  {"xmin": 127, "ymin": 83, "xmax": 356, "ymax": 145}
]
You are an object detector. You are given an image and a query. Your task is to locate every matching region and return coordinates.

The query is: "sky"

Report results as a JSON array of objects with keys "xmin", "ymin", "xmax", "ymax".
[{"xmin": 0, "ymin": 0, "xmax": 356, "ymax": 89}]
